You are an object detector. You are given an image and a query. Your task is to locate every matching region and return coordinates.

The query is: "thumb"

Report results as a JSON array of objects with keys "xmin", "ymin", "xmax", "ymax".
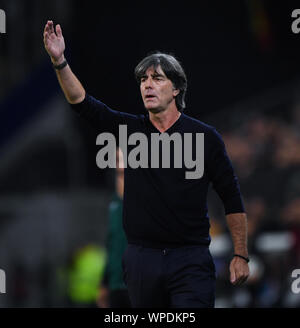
[
  {"xmin": 230, "ymin": 266, "xmax": 236, "ymax": 284},
  {"xmin": 56, "ymin": 24, "xmax": 62, "ymax": 37}
]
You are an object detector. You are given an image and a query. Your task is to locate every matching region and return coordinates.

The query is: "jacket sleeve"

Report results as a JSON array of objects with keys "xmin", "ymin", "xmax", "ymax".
[
  {"xmin": 70, "ymin": 93, "xmax": 132, "ymax": 137},
  {"xmin": 207, "ymin": 128, "xmax": 245, "ymax": 215}
]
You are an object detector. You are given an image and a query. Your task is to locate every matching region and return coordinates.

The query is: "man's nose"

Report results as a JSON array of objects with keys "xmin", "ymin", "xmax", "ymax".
[{"xmin": 144, "ymin": 78, "xmax": 153, "ymax": 89}]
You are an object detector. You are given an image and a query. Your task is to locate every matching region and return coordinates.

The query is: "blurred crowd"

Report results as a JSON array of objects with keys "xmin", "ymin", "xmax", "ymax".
[{"xmin": 207, "ymin": 100, "xmax": 300, "ymax": 307}]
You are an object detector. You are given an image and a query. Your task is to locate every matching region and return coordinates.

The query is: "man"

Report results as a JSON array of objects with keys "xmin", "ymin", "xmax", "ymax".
[{"xmin": 43, "ymin": 20, "xmax": 249, "ymax": 308}]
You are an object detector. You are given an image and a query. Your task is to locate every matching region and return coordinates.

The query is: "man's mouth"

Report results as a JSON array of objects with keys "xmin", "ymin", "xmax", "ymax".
[{"xmin": 145, "ymin": 95, "xmax": 156, "ymax": 100}]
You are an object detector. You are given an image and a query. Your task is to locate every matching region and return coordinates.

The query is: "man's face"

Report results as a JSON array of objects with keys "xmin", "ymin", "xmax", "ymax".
[{"xmin": 140, "ymin": 65, "xmax": 179, "ymax": 113}]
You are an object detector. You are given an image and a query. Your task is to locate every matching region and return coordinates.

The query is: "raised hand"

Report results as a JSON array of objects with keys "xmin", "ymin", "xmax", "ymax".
[
  {"xmin": 43, "ymin": 20, "xmax": 65, "ymax": 64},
  {"xmin": 42, "ymin": 20, "xmax": 85, "ymax": 103}
]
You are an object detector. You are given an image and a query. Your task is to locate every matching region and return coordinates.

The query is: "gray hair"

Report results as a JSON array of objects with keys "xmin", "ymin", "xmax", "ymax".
[{"xmin": 134, "ymin": 52, "xmax": 188, "ymax": 112}]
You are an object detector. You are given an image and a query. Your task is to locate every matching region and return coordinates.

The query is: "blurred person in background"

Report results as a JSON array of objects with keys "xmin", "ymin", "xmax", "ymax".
[
  {"xmin": 98, "ymin": 148, "xmax": 130, "ymax": 308},
  {"xmin": 58, "ymin": 244, "xmax": 107, "ymax": 307}
]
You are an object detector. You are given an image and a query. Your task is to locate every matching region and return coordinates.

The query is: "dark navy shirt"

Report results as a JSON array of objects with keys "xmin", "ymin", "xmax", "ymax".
[{"xmin": 71, "ymin": 94, "xmax": 245, "ymax": 248}]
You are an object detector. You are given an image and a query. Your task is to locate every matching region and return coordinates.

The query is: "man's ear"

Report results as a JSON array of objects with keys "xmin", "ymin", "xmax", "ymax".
[{"xmin": 173, "ymin": 88, "xmax": 180, "ymax": 97}]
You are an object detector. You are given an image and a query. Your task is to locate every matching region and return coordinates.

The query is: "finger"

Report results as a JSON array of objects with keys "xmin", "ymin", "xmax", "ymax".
[
  {"xmin": 240, "ymin": 273, "xmax": 249, "ymax": 284},
  {"xmin": 240, "ymin": 276, "xmax": 248, "ymax": 285},
  {"xmin": 50, "ymin": 31, "xmax": 56, "ymax": 40},
  {"xmin": 44, "ymin": 33, "xmax": 51, "ymax": 47},
  {"xmin": 49, "ymin": 20, "xmax": 54, "ymax": 34},
  {"xmin": 44, "ymin": 22, "xmax": 51, "ymax": 35},
  {"xmin": 56, "ymin": 24, "xmax": 62, "ymax": 37},
  {"xmin": 45, "ymin": 21, "xmax": 53, "ymax": 35},
  {"xmin": 43, "ymin": 31, "xmax": 48, "ymax": 43},
  {"xmin": 235, "ymin": 272, "xmax": 249, "ymax": 286},
  {"xmin": 234, "ymin": 276, "xmax": 244, "ymax": 286},
  {"xmin": 230, "ymin": 267, "xmax": 236, "ymax": 284}
]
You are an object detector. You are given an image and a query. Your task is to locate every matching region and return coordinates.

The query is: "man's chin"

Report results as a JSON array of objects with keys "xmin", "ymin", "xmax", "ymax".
[{"xmin": 144, "ymin": 104, "xmax": 162, "ymax": 114}]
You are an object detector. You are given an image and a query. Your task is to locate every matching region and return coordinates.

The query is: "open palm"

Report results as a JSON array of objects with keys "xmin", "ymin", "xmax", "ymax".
[{"xmin": 43, "ymin": 20, "xmax": 65, "ymax": 61}]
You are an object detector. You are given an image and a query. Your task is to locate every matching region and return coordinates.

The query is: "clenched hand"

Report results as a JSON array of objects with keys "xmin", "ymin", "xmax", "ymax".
[{"xmin": 229, "ymin": 256, "xmax": 250, "ymax": 285}]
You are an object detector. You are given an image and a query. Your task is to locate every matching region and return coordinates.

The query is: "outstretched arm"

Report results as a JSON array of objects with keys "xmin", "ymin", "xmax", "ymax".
[{"xmin": 43, "ymin": 20, "xmax": 85, "ymax": 104}]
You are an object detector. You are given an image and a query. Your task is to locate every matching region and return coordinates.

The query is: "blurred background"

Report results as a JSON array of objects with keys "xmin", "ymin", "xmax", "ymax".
[{"xmin": 0, "ymin": 0, "xmax": 300, "ymax": 307}]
